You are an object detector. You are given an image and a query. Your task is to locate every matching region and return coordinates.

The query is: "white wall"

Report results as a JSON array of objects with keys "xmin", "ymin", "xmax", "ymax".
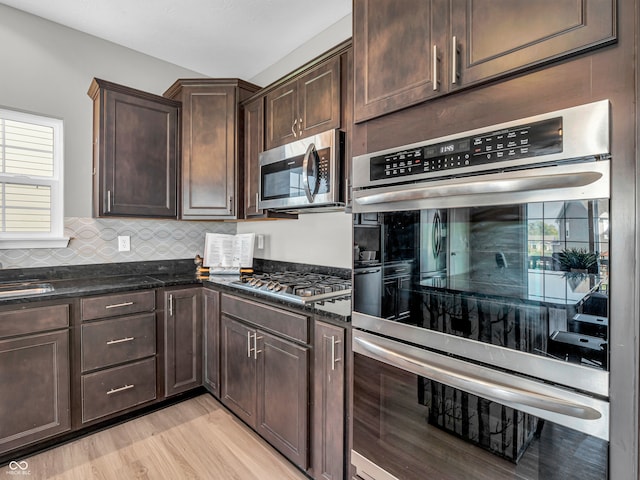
[
  {"xmin": 249, "ymin": 14, "xmax": 352, "ymax": 87},
  {"xmin": 0, "ymin": 4, "xmax": 207, "ymax": 219}
]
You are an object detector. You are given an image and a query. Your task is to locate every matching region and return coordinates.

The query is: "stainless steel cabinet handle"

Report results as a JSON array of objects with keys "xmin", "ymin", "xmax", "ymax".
[
  {"xmin": 168, "ymin": 294, "xmax": 173, "ymax": 316},
  {"xmin": 354, "ymin": 336, "xmax": 602, "ymax": 421},
  {"xmin": 106, "ymin": 336, "xmax": 135, "ymax": 345},
  {"xmin": 299, "ymin": 117, "xmax": 303, "ymax": 136},
  {"xmin": 247, "ymin": 331, "xmax": 252, "ymax": 358},
  {"xmin": 330, "ymin": 335, "xmax": 342, "ymax": 371},
  {"xmin": 105, "ymin": 301, "xmax": 134, "ymax": 309},
  {"xmin": 106, "ymin": 190, "xmax": 112, "ymax": 213},
  {"xmin": 432, "ymin": 45, "xmax": 439, "ymax": 91},
  {"xmin": 291, "ymin": 119, "xmax": 298, "ymax": 137},
  {"xmin": 255, "ymin": 192, "xmax": 259, "ymax": 209},
  {"xmin": 452, "ymin": 36, "xmax": 459, "ymax": 84},
  {"xmin": 107, "ymin": 384, "xmax": 134, "ymax": 395},
  {"xmin": 253, "ymin": 333, "xmax": 263, "ymax": 359}
]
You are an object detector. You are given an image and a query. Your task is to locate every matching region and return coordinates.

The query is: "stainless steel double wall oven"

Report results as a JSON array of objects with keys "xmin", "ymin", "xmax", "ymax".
[{"xmin": 350, "ymin": 101, "xmax": 611, "ymax": 480}]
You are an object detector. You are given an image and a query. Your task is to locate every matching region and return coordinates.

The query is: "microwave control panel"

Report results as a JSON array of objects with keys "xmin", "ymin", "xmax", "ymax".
[{"xmin": 369, "ymin": 117, "xmax": 563, "ymax": 181}]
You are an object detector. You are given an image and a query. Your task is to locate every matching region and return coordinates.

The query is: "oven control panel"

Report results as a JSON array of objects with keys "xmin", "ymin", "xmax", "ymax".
[{"xmin": 369, "ymin": 117, "xmax": 563, "ymax": 181}]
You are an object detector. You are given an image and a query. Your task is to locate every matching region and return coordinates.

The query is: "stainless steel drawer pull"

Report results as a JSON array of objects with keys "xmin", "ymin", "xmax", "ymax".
[
  {"xmin": 106, "ymin": 384, "xmax": 134, "ymax": 395},
  {"xmin": 105, "ymin": 301, "xmax": 134, "ymax": 309},
  {"xmin": 106, "ymin": 336, "xmax": 135, "ymax": 345}
]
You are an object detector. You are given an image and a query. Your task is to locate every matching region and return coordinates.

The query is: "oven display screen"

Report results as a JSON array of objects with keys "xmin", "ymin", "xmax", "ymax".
[
  {"xmin": 369, "ymin": 117, "xmax": 563, "ymax": 181},
  {"xmin": 425, "ymin": 139, "xmax": 470, "ymax": 159}
]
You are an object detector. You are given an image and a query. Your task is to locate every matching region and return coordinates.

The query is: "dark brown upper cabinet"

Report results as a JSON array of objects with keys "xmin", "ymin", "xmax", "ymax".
[
  {"xmin": 88, "ymin": 78, "xmax": 180, "ymax": 218},
  {"xmin": 243, "ymin": 96, "xmax": 264, "ymax": 218},
  {"xmin": 164, "ymin": 79, "xmax": 259, "ymax": 220},
  {"xmin": 265, "ymin": 56, "xmax": 341, "ymax": 150},
  {"xmin": 353, "ymin": 0, "xmax": 616, "ymax": 122}
]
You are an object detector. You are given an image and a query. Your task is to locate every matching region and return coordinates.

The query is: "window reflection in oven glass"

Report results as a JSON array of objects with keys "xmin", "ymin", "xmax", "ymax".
[{"xmin": 376, "ymin": 198, "xmax": 609, "ymax": 371}]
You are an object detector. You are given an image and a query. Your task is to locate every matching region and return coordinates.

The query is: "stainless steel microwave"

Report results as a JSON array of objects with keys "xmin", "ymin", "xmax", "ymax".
[{"xmin": 258, "ymin": 129, "xmax": 344, "ymax": 212}]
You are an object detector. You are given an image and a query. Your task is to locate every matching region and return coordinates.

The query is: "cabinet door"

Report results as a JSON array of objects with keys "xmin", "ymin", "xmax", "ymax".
[
  {"xmin": 164, "ymin": 288, "xmax": 202, "ymax": 397},
  {"xmin": 265, "ymin": 81, "xmax": 298, "ymax": 150},
  {"xmin": 203, "ymin": 289, "xmax": 220, "ymax": 397},
  {"xmin": 450, "ymin": 0, "xmax": 616, "ymax": 89},
  {"xmin": 220, "ymin": 315, "xmax": 257, "ymax": 428},
  {"xmin": 298, "ymin": 57, "xmax": 341, "ymax": 139},
  {"xmin": 180, "ymin": 85, "xmax": 238, "ymax": 219},
  {"xmin": 256, "ymin": 330, "xmax": 309, "ymax": 469},
  {"xmin": 313, "ymin": 321, "xmax": 345, "ymax": 480},
  {"xmin": 98, "ymin": 85, "xmax": 178, "ymax": 218},
  {"xmin": 0, "ymin": 330, "xmax": 70, "ymax": 454},
  {"xmin": 353, "ymin": 0, "xmax": 448, "ymax": 122},
  {"xmin": 244, "ymin": 97, "xmax": 264, "ymax": 217}
]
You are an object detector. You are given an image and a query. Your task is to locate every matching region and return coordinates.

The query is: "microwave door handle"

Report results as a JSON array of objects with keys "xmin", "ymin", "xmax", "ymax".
[
  {"xmin": 356, "ymin": 169, "xmax": 604, "ymax": 206},
  {"xmin": 302, "ymin": 143, "xmax": 316, "ymax": 203},
  {"xmin": 354, "ymin": 336, "xmax": 602, "ymax": 421}
]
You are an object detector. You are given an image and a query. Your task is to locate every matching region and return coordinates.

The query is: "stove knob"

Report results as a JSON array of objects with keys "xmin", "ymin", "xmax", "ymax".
[{"xmin": 254, "ymin": 280, "xmax": 264, "ymax": 288}]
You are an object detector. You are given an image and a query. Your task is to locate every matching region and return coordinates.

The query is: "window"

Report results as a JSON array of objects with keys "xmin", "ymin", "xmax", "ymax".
[{"xmin": 0, "ymin": 108, "xmax": 68, "ymax": 248}]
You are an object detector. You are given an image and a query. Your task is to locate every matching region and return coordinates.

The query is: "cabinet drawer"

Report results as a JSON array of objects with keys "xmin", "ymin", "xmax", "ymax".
[
  {"xmin": 81, "ymin": 313, "xmax": 156, "ymax": 372},
  {"xmin": 221, "ymin": 294, "xmax": 308, "ymax": 343},
  {"xmin": 81, "ymin": 290, "xmax": 155, "ymax": 321},
  {"xmin": 0, "ymin": 304, "xmax": 69, "ymax": 339},
  {"xmin": 82, "ymin": 357, "xmax": 156, "ymax": 423}
]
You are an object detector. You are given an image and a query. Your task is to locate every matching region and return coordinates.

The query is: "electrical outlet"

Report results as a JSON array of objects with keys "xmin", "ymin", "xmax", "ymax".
[
  {"xmin": 257, "ymin": 234, "xmax": 264, "ymax": 250},
  {"xmin": 118, "ymin": 235, "xmax": 130, "ymax": 252}
]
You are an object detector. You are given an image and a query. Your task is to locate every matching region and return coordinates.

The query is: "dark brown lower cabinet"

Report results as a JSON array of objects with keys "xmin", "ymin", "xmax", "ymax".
[
  {"xmin": 164, "ymin": 287, "xmax": 203, "ymax": 397},
  {"xmin": 203, "ymin": 288, "xmax": 220, "ymax": 397},
  {"xmin": 221, "ymin": 309, "xmax": 309, "ymax": 470},
  {"xmin": 313, "ymin": 321, "xmax": 346, "ymax": 480},
  {"xmin": 0, "ymin": 304, "xmax": 71, "ymax": 455}
]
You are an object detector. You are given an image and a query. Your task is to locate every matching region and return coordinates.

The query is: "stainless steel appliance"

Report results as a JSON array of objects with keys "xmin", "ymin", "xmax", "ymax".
[
  {"xmin": 350, "ymin": 101, "xmax": 611, "ymax": 479},
  {"xmin": 258, "ymin": 129, "xmax": 344, "ymax": 212},
  {"xmin": 231, "ymin": 271, "xmax": 351, "ymax": 305}
]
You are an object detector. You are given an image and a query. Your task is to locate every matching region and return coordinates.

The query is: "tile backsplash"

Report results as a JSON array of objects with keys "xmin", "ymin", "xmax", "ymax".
[{"xmin": 0, "ymin": 217, "xmax": 236, "ymax": 269}]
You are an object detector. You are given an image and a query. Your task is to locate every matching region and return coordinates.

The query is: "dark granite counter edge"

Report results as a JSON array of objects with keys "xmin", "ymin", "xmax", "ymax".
[{"xmin": 0, "ymin": 259, "xmax": 352, "ymax": 323}]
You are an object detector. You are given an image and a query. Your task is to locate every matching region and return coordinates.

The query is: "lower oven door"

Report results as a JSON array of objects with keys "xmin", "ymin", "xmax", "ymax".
[{"xmin": 352, "ymin": 329, "xmax": 609, "ymax": 480}]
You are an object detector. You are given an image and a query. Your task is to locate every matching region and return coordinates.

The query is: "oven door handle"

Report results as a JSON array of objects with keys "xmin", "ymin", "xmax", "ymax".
[
  {"xmin": 354, "ymin": 336, "xmax": 602, "ymax": 421},
  {"xmin": 355, "ymin": 169, "xmax": 604, "ymax": 206}
]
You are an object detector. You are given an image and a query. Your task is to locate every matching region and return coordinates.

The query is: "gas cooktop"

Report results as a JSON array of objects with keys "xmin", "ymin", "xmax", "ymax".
[{"xmin": 232, "ymin": 271, "xmax": 351, "ymax": 305}]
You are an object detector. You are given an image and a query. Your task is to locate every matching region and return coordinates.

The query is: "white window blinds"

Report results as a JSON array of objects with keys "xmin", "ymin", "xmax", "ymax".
[{"xmin": 0, "ymin": 108, "xmax": 67, "ymax": 248}]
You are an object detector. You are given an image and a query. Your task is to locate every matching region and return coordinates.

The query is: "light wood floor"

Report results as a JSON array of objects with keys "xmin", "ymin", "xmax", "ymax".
[{"xmin": 4, "ymin": 394, "xmax": 308, "ymax": 480}]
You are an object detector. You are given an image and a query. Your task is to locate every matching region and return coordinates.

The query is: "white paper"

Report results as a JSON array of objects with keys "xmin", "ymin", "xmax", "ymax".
[{"xmin": 203, "ymin": 233, "xmax": 255, "ymax": 273}]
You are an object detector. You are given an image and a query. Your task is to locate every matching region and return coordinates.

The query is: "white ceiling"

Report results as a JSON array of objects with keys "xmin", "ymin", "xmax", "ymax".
[{"xmin": 0, "ymin": 0, "xmax": 352, "ymax": 80}]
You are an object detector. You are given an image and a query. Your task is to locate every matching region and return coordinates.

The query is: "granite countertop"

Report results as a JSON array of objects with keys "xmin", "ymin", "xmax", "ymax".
[{"xmin": 0, "ymin": 259, "xmax": 351, "ymax": 323}]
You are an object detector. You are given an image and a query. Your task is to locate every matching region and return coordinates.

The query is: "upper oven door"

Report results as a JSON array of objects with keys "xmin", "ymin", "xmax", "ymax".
[{"xmin": 259, "ymin": 129, "xmax": 343, "ymax": 210}]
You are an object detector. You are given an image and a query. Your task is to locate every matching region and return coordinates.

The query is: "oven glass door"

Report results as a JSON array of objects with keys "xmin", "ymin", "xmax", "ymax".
[
  {"xmin": 352, "ymin": 340, "xmax": 609, "ymax": 480},
  {"xmin": 355, "ymin": 197, "xmax": 609, "ymax": 376}
]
